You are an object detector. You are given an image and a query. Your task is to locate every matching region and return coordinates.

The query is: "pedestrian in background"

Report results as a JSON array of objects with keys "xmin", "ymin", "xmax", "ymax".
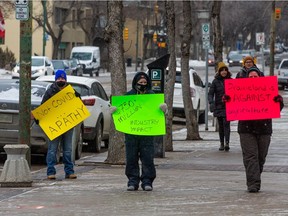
[
  {"xmin": 41, "ymin": 70, "xmax": 80, "ymax": 180},
  {"xmin": 111, "ymin": 71, "xmax": 167, "ymax": 191},
  {"xmin": 229, "ymin": 67, "xmax": 284, "ymax": 192},
  {"xmin": 208, "ymin": 62, "xmax": 232, "ymax": 151},
  {"xmin": 236, "ymin": 55, "xmax": 263, "ymax": 78}
]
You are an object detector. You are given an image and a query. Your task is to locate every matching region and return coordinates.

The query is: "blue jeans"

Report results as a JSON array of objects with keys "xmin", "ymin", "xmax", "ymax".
[
  {"xmin": 125, "ymin": 134, "xmax": 156, "ymax": 189},
  {"xmin": 46, "ymin": 128, "xmax": 74, "ymax": 176}
]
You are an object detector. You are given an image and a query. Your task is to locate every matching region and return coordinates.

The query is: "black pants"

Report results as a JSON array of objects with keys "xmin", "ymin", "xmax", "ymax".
[
  {"xmin": 239, "ymin": 133, "xmax": 271, "ymax": 191},
  {"xmin": 217, "ymin": 116, "xmax": 230, "ymax": 144}
]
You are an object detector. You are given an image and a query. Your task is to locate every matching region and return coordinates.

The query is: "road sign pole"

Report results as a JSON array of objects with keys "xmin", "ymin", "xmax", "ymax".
[
  {"xmin": 205, "ymin": 48, "xmax": 209, "ymax": 131},
  {"xmin": 19, "ymin": 0, "xmax": 32, "ymax": 167}
]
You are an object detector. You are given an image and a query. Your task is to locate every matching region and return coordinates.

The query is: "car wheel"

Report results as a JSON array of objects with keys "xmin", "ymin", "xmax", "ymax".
[
  {"xmin": 89, "ymin": 71, "xmax": 93, "ymax": 77},
  {"xmin": 198, "ymin": 111, "xmax": 205, "ymax": 124},
  {"xmin": 75, "ymin": 128, "xmax": 83, "ymax": 160},
  {"xmin": 88, "ymin": 120, "xmax": 102, "ymax": 153}
]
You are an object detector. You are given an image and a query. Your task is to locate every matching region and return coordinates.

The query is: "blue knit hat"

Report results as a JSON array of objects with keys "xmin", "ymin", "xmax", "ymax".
[{"xmin": 55, "ymin": 70, "xmax": 67, "ymax": 81}]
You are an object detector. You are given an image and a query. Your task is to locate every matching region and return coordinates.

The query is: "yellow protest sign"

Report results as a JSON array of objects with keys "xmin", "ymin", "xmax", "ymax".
[
  {"xmin": 32, "ymin": 85, "xmax": 90, "ymax": 140},
  {"xmin": 112, "ymin": 94, "xmax": 166, "ymax": 135}
]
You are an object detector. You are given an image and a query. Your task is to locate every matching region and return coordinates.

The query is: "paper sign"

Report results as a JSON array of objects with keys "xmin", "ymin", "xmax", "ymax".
[
  {"xmin": 112, "ymin": 94, "xmax": 166, "ymax": 135},
  {"xmin": 225, "ymin": 76, "xmax": 280, "ymax": 121},
  {"xmin": 32, "ymin": 85, "xmax": 90, "ymax": 140}
]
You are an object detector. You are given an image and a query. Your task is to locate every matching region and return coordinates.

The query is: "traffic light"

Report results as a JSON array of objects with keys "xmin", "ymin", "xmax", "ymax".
[
  {"xmin": 153, "ymin": 32, "xmax": 157, "ymax": 43},
  {"xmin": 275, "ymin": 8, "xmax": 281, "ymax": 20},
  {"xmin": 123, "ymin": 27, "xmax": 128, "ymax": 40},
  {"xmin": 154, "ymin": 4, "xmax": 159, "ymax": 14}
]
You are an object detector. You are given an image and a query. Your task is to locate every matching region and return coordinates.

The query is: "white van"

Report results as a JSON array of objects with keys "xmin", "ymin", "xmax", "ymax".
[{"xmin": 70, "ymin": 46, "xmax": 101, "ymax": 77}]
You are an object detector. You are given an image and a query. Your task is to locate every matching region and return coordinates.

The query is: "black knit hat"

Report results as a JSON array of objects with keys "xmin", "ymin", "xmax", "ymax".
[{"xmin": 247, "ymin": 67, "xmax": 261, "ymax": 77}]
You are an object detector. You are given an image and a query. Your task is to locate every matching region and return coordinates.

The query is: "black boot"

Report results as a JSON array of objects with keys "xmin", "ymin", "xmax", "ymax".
[
  {"xmin": 219, "ymin": 142, "xmax": 224, "ymax": 151},
  {"xmin": 224, "ymin": 142, "xmax": 230, "ymax": 152}
]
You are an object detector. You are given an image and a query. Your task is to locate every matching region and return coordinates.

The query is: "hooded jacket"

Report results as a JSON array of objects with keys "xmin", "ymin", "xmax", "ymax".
[{"xmin": 126, "ymin": 71, "xmax": 154, "ymax": 95}]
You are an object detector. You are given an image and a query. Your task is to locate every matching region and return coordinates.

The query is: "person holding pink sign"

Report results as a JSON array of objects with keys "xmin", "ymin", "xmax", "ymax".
[
  {"xmin": 208, "ymin": 62, "xmax": 232, "ymax": 151},
  {"xmin": 234, "ymin": 67, "xmax": 284, "ymax": 193}
]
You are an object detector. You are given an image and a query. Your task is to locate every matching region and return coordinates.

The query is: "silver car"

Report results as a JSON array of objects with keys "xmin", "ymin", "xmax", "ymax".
[{"xmin": 0, "ymin": 79, "xmax": 83, "ymax": 161}]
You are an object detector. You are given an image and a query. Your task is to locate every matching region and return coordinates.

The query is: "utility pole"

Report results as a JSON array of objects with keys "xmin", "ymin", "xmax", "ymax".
[
  {"xmin": 42, "ymin": 0, "xmax": 47, "ymax": 56},
  {"xmin": 135, "ymin": 1, "xmax": 139, "ymax": 71},
  {"xmin": 269, "ymin": 0, "xmax": 276, "ymax": 75},
  {"xmin": 19, "ymin": 0, "xmax": 32, "ymax": 167}
]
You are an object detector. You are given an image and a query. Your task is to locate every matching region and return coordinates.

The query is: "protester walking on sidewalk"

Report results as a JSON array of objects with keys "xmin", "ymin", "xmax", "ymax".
[
  {"xmin": 111, "ymin": 72, "xmax": 167, "ymax": 191},
  {"xmin": 208, "ymin": 62, "xmax": 232, "ymax": 151},
  {"xmin": 41, "ymin": 70, "xmax": 80, "ymax": 180},
  {"xmin": 227, "ymin": 67, "xmax": 284, "ymax": 193}
]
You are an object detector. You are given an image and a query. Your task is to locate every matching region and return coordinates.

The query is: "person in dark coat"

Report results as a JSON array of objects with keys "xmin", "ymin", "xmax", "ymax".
[
  {"xmin": 237, "ymin": 67, "xmax": 284, "ymax": 193},
  {"xmin": 208, "ymin": 62, "xmax": 232, "ymax": 151},
  {"xmin": 111, "ymin": 72, "xmax": 167, "ymax": 191},
  {"xmin": 41, "ymin": 70, "xmax": 80, "ymax": 180}
]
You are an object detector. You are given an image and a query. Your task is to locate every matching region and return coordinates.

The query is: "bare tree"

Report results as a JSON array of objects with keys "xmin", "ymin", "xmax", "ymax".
[
  {"xmin": 164, "ymin": 1, "xmax": 176, "ymax": 151},
  {"xmin": 211, "ymin": 0, "xmax": 223, "ymax": 70},
  {"xmin": 181, "ymin": 1, "xmax": 201, "ymax": 140},
  {"xmin": 33, "ymin": 1, "xmax": 76, "ymax": 59},
  {"xmin": 104, "ymin": 1, "xmax": 126, "ymax": 164}
]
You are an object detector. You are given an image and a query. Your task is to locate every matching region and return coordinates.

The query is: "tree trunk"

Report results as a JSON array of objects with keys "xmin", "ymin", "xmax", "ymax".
[
  {"xmin": 164, "ymin": 1, "xmax": 175, "ymax": 152},
  {"xmin": 105, "ymin": 1, "xmax": 126, "ymax": 165},
  {"xmin": 211, "ymin": 1, "xmax": 223, "ymax": 71},
  {"xmin": 181, "ymin": 1, "xmax": 201, "ymax": 140}
]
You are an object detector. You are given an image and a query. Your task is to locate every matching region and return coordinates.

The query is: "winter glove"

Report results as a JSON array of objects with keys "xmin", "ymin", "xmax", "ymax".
[
  {"xmin": 159, "ymin": 103, "xmax": 168, "ymax": 114},
  {"xmin": 109, "ymin": 106, "xmax": 117, "ymax": 114},
  {"xmin": 222, "ymin": 94, "xmax": 231, "ymax": 103},
  {"xmin": 274, "ymin": 95, "xmax": 284, "ymax": 111},
  {"xmin": 209, "ymin": 103, "xmax": 215, "ymax": 113},
  {"xmin": 75, "ymin": 91, "xmax": 81, "ymax": 99},
  {"xmin": 273, "ymin": 95, "xmax": 283, "ymax": 103},
  {"xmin": 34, "ymin": 118, "xmax": 39, "ymax": 125}
]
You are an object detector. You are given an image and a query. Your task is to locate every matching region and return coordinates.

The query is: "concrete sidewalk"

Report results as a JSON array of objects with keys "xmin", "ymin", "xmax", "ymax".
[{"xmin": 0, "ymin": 119, "xmax": 288, "ymax": 215}]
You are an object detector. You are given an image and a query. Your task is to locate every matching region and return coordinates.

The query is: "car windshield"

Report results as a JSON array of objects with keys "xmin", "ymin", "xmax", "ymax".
[
  {"xmin": 69, "ymin": 59, "xmax": 78, "ymax": 68},
  {"xmin": 32, "ymin": 58, "xmax": 45, "ymax": 67},
  {"xmin": 230, "ymin": 54, "xmax": 243, "ymax": 60},
  {"xmin": 68, "ymin": 83, "xmax": 90, "ymax": 96},
  {"xmin": 52, "ymin": 61, "xmax": 65, "ymax": 69},
  {"xmin": 0, "ymin": 83, "xmax": 46, "ymax": 101},
  {"xmin": 281, "ymin": 61, "xmax": 288, "ymax": 69},
  {"xmin": 71, "ymin": 52, "xmax": 92, "ymax": 61}
]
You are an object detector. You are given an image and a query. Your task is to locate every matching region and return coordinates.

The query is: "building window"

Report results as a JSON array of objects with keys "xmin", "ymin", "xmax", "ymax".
[{"xmin": 55, "ymin": 7, "xmax": 68, "ymax": 25}]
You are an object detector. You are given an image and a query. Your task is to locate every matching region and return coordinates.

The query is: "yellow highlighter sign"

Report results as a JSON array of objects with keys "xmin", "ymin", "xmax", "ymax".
[{"xmin": 32, "ymin": 85, "xmax": 90, "ymax": 140}]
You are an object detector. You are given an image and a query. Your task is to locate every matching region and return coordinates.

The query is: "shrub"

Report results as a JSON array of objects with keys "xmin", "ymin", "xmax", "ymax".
[{"xmin": 0, "ymin": 47, "xmax": 16, "ymax": 69}]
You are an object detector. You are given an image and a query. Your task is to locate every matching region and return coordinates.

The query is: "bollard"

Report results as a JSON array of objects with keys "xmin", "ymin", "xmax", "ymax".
[{"xmin": 0, "ymin": 144, "xmax": 32, "ymax": 187}]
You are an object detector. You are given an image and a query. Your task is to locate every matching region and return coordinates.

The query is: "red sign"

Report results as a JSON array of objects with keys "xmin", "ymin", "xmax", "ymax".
[
  {"xmin": 0, "ymin": 9, "xmax": 5, "ymax": 44},
  {"xmin": 225, "ymin": 76, "xmax": 280, "ymax": 121}
]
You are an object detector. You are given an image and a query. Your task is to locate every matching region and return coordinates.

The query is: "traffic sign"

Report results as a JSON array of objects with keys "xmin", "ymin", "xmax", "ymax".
[
  {"xmin": 202, "ymin": 23, "xmax": 210, "ymax": 35},
  {"xmin": 256, "ymin": 32, "xmax": 265, "ymax": 45},
  {"xmin": 15, "ymin": 0, "xmax": 28, "ymax": 5},
  {"xmin": 203, "ymin": 41, "xmax": 210, "ymax": 49},
  {"xmin": 15, "ymin": 5, "xmax": 29, "ymax": 20},
  {"xmin": 202, "ymin": 35, "xmax": 210, "ymax": 41}
]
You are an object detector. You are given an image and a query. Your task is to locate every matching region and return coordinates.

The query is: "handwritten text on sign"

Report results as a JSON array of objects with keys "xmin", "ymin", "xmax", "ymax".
[
  {"xmin": 225, "ymin": 76, "xmax": 280, "ymax": 121},
  {"xmin": 112, "ymin": 94, "xmax": 165, "ymax": 135},
  {"xmin": 32, "ymin": 85, "xmax": 90, "ymax": 140}
]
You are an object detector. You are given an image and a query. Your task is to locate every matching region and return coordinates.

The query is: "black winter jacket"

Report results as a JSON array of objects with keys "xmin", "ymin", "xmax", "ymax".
[{"xmin": 208, "ymin": 73, "xmax": 231, "ymax": 117}]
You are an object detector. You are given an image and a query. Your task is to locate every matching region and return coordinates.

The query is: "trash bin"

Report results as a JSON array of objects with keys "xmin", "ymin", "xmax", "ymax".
[{"xmin": 126, "ymin": 58, "xmax": 132, "ymax": 67}]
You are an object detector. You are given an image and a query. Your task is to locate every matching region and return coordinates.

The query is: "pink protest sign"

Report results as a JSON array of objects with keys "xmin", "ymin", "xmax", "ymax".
[{"xmin": 224, "ymin": 76, "xmax": 280, "ymax": 121}]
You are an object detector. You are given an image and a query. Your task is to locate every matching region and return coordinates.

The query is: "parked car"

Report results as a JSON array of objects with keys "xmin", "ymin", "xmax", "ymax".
[
  {"xmin": 228, "ymin": 53, "xmax": 244, "ymax": 67},
  {"xmin": 277, "ymin": 59, "xmax": 288, "ymax": 90},
  {"xmin": 0, "ymin": 79, "xmax": 83, "ymax": 161},
  {"xmin": 171, "ymin": 67, "xmax": 206, "ymax": 123},
  {"xmin": 208, "ymin": 54, "xmax": 215, "ymax": 66},
  {"xmin": 36, "ymin": 75, "xmax": 111, "ymax": 152},
  {"xmin": 52, "ymin": 59, "xmax": 73, "ymax": 75},
  {"xmin": 12, "ymin": 56, "xmax": 54, "ymax": 79},
  {"xmin": 68, "ymin": 58, "xmax": 84, "ymax": 76}
]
